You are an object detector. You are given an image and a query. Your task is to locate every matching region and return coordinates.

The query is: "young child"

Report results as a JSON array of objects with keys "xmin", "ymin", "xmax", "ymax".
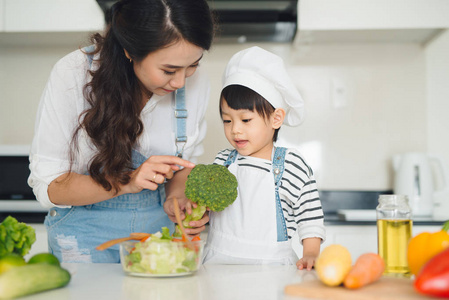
[{"xmin": 202, "ymin": 47, "xmax": 325, "ymax": 269}]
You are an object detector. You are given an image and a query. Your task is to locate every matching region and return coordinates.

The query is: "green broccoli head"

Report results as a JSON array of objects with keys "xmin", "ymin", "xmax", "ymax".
[{"xmin": 185, "ymin": 164, "xmax": 238, "ymax": 212}]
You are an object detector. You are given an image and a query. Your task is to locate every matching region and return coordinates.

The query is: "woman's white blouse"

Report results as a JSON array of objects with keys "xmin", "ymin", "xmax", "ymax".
[{"xmin": 28, "ymin": 48, "xmax": 210, "ymax": 209}]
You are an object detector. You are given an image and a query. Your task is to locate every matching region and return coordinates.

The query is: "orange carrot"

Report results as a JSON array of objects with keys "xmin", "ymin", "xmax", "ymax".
[
  {"xmin": 140, "ymin": 236, "xmax": 150, "ymax": 242},
  {"xmin": 343, "ymin": 253, "xmax": 385, "ymax": 289},
  {"xmin": 191, "ymin": 236, "xmax": 201, "ymax": 242}
]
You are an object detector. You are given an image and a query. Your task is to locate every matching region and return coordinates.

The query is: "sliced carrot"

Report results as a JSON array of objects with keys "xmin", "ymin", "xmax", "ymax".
[
  {"xmin": 140, "ymin": 236, "xmax": 150, "ymax": 242},
  {"xmin": 191, "ymin": 236, "xmax": 201, "ymax": 242},
  {"xmin": 343, "ymin": 253, "xmax": 385, "ymax": 289}
]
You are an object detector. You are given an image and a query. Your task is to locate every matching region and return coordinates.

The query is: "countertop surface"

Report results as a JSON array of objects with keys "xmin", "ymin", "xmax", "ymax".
[{"xmin": 19, "ymin": 263, "xmax": 316, "ymax": 300}]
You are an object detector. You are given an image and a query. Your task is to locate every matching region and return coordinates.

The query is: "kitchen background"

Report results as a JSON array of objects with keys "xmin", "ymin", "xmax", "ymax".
[
  {"xmin": 1, "ymin": 0, "xmax": 449, "ymax": 199},
  {"xmin": 1, "ymin": 0, "xmax": 448, "ymax": 261}
]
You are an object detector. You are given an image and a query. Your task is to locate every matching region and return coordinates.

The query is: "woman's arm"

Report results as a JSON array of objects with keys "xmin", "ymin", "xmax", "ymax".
[
  {"xmin": 48, "ymin": 172, "xmax": 130, "ymax": 206},
  {"xmin": 48, "ymin": 155, "xmax": 195, "ymax": 206}
]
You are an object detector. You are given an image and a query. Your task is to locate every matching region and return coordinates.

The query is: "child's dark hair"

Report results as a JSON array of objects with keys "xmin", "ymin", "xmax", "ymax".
[{"xmin": 220, "ymin": 85, "xmax": 280, "ymax": 142}]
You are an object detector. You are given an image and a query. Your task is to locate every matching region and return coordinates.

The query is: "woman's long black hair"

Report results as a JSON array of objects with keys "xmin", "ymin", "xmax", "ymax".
[{"xmin": 70, "ymin": 0, "xmax": 214, "ymax": 193}]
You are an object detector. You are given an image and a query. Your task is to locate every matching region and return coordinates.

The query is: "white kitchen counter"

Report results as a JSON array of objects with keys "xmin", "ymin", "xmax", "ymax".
[{"xmin": 19, "ymin": 263, "xmax": 314, "ymax": 300}]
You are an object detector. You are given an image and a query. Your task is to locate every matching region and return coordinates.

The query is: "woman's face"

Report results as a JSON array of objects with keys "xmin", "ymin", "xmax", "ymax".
[{"xmin": 133, "ymin": 40, "xmax": 204, "ymax": 97}]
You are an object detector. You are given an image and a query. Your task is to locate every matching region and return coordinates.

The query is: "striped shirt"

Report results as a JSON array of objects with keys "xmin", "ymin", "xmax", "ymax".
[{"xmin": 214, "ymin": 148, "xmax": 325, "ymax": 243}]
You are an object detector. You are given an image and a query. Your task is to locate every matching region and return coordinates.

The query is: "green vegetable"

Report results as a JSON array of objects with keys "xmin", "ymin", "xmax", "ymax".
[
  {"xmin": 182, "ymin": 164, "xmax": 238, "ymax": 228},
  {"xmin": 0, "ymin": 264, "xmax": 71, "ymax": 299},
  {"xmin": 0, "ymin": 216, "xmax": 36, "ymax": 257},
  {"xmin": 123, "ymin": 228, "xmax": 201, "ymax": 275}
]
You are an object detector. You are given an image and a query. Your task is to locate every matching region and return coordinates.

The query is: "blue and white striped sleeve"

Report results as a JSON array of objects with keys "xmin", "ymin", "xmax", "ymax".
[{"xmin": 280, "ymin": 148, "xmax": 326, "ymax": 243}]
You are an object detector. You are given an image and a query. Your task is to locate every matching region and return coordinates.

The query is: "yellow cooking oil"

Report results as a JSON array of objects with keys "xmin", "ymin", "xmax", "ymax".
[{"xmin": 377, "ymin": 219, "xmax": 412, "ymax": 276}]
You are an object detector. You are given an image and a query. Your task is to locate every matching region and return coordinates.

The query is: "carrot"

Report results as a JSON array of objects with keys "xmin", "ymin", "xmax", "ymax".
[
  {"xmin": 191, "ymin": 236, "xmax": 201, "ymax": 242},
  {"xmin": 140, "ymin": 236, "xmax": 150, "ymax": 242},
  {"xmin": 343, "ymin": 253, "xmax": 385, "ymax": 289}
]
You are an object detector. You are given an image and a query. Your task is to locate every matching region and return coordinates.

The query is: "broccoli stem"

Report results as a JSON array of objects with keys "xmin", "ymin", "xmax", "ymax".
[{"xmin": 182, "ymin": 205, "xmax": 207, "ymax": 228}]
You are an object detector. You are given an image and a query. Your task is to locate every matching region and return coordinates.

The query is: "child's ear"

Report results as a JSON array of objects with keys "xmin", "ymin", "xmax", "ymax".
[{"xmin": 272, "ymin": 108, "xmax": 286, "ymax": 129}]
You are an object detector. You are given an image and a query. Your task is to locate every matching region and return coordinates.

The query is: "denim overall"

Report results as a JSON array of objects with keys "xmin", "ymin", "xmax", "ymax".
[
  {"xmin": 203, "ymin": 147, "xmax": 297, "ymax": 265},
  {"xmin": 44, "ymin": 46, "xmax": 188, "ymax": 263}
]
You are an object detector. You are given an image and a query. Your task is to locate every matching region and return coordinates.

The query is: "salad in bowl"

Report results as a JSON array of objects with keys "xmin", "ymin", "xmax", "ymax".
[{"xmin": 120, "ymin": 227, "xmax": 204, "ymax": 277}]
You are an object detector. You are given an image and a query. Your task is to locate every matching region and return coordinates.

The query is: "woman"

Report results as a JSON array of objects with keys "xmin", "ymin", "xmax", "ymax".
[{"xmin": 28, "ymin": 0, "xmax": 214, "ymax": 263}]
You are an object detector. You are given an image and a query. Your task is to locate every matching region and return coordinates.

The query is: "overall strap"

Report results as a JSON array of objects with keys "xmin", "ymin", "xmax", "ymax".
[
  {"xmin": 272, "ymin": 147, "xmax": 287, "ymax": 186},
  {"xmin": 174, "ymin": 87, "xmax": 187, "ymax": 158},
  {"xmin": 224, "ymin": 149, "xmax": 238, "ymax": 167},
  {"xmin": 84, "ymin": 45, "xmax": 95, "ymax": 69},
  {"xmin": 272, "ymin": 147, "xmax": 288, "ymax": 242}
]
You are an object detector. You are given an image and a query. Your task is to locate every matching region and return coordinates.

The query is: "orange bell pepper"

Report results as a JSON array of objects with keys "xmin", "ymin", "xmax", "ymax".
[{"xmin": 407, "ymin": 220, "xmax": 449, "ymax": 276}]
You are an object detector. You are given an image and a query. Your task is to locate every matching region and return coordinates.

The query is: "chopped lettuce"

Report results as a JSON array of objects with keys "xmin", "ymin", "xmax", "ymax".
[{"xmin": 123, "ymin": 227, "xmax": 201, "ymax": 275}]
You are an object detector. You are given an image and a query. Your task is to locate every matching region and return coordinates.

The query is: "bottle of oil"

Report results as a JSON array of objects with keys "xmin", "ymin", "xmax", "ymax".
[{"xmin": 376, "ymin": 194, "xmax": 412, "ymax": 277}]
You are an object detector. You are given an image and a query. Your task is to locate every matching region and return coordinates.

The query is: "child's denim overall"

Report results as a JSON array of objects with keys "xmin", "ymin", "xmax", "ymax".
[
  {"xmin": 44, "ymin": 46, "xmax": 188, "ymax": 263},
  {"xmin": 203, "ymin": 147, "xmax": 298, "ymax": 265}
]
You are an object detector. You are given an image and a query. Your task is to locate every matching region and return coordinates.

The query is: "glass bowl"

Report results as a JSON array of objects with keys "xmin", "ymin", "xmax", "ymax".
[{"xmin": 119, "ymin": 239, "xmax": 204, "ymax": 277}]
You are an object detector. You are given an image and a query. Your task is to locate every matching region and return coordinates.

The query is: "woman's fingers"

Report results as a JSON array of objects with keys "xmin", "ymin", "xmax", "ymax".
[
  {"xmin": 130, "ymin": 156, "xmax": 194, "ymax": 190},
  {"xmin": 148, "ymin": 155, "xmax": 195, "ymax": 169},
  {"xmin": 143, "ymin": 156, "xmax": 194, "ymax": 180}
]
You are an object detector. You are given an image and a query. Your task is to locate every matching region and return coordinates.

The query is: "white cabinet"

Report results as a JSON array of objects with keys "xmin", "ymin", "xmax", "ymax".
[
  {"xmin": 292, "ymin": 224, "xmax": 441, "ymax": 263},
  {"xmin": 0, "ymin": 0, "xmax": 4, "ymax": 31},
  {"xmin": 297, "ymin": 0, "xmax": 449, "ymax": 44},
  {"xmin": 4, "ymin": 0, "xmax": 105, "ymax": 32}
]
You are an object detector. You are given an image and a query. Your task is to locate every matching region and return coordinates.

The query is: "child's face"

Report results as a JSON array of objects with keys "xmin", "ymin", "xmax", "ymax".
[{"xmin": 220, "ymin": 100, "xmax": 276, "ymax": 160}]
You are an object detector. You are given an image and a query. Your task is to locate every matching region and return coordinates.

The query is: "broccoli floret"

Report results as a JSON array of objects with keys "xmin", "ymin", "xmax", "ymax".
[{"xmin": 181, "ymin": 164, "xmax": 238, "ymax": 228}]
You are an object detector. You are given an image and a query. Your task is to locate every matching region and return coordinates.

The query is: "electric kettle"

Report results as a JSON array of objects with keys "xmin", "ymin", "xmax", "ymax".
[{"xmin": 393, "ymin": 152, "xmax": 449, "ymax": 218}]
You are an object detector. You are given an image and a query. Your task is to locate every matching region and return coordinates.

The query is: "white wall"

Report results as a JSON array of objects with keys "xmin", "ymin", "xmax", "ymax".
[
  {"xmin": 0, "ymin": 40, "xmax": 435, "ymax": 191},
  {"xmin": 202, "ymin": 42, "xmax": 427, "ymax": 190},
  {"xmin": 0, "ymin": 42, "xmax": 85, "ymax": 143},
  {"xmin": 425, "ymin": 29, "xmax": 449, "ymax": 189}
]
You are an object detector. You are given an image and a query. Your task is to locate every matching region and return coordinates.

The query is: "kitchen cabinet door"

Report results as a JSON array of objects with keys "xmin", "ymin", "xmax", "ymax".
[
  {"xmin": 299, "ymin": 0, "xmax": 449, "ymax": 31},
  {"xmin": 0, "ymin": 0, "xmax": 4, "ymax": 31},
  {"xmin": 297, "ymin": 0, "xmax": 449, "ymax": 44},
  {"xmin": 292, "ymin": 224, "xmax": 442, "ymax": 263},
  {"xmin": 4, "ymin": 0, "xmax": 105, "ymax": 32},
  {"xmin": 292, "ymin": 226, "xmax": 376, "ymax": 263}
]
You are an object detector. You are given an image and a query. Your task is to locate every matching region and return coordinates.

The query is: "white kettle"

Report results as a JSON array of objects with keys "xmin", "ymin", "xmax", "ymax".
[{"xmin": 393, "ymin": 152, "xmax": 449, "ymax": 218}]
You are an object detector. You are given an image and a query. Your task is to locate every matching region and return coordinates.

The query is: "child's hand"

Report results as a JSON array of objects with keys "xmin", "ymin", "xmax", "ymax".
[
  {"xmin": 298, "ymin": 237, "xmax": 321, "ymax": 270},
  {"xmin": 296, "ymin": 255, "xmax": 317, "ymax": 271}
]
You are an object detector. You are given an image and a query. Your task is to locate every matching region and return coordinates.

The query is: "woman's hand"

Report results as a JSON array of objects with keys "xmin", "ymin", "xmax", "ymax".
[
  {"xmin": 164, "ymin": 197, "xmax": 209, "ymax": 236},
  {"xmin": 123, "ymin": 155, "xmax": 194, "ymax": 194}
]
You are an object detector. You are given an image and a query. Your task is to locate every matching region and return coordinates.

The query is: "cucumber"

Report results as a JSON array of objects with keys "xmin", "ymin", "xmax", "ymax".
[{"xmin": 0, "ymin": 264, "xmax": 70, "ymax": 299}]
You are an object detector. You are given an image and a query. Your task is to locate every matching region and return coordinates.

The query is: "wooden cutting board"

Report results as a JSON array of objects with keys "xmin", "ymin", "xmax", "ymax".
[{"xmin": 284, "ymin": 277, "xmax": 435, "ymax": 300}]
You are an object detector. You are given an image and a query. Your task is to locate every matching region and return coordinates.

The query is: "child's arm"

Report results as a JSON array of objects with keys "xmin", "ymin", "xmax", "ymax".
[{"xmin": 296, "ymin": 237, "xmax": 321, "ymax": 270}]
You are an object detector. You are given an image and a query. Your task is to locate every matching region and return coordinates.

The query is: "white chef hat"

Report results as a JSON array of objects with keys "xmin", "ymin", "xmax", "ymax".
[{"xmin": 222, "ymin": 46, "xmax": 304, "ymax": 126}]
